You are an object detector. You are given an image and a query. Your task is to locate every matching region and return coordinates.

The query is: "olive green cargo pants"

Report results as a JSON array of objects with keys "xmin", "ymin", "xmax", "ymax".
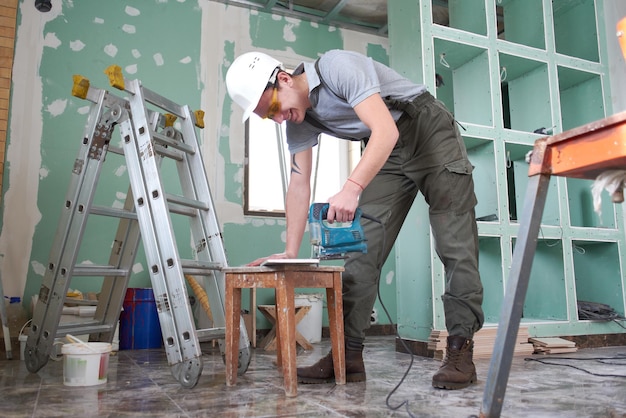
[{"xmin": 343, "ymin": 92, "xmax": 484, "ymax": 344}]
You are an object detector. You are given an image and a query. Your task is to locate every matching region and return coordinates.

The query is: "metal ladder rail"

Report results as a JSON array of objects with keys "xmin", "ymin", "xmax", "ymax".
[
  {"xmin": 27, "ymin": 68, "xmax": 251, "ymax": 386},
  {"xmin": 25, "ymin": 87, "xmax": 123, "ymax": 373},
  {"xmin": 174, "ymin": 104, "xmax": 251, "ymax": 373},
  {"xmin": 87, "ymin": 109, "xmax": 167, "ymax": 344},
  {"xmin": 25, "ymin": 84, "xmax": 164, "ymax": 370},
  {"xmin": 55, "ymin": 185, "xmax": 139, "ymax": 342},
  {"xmin": 114, "ymin": 72, "xmax": 251, "ymax": 374},
  {"xmin": 119, "ymin": 78, "xmax": 205, "ymax": 387},
  {"xmin": 61, "ymin": 112, "xmax": 190, "ymax": 344},
  {"xmin": 61, "ymin": 110, "xmax": 174, "ymax": 342},
  {"xmin": 90, "ymin": 108, "xmax": 171, "ymax": 342}
]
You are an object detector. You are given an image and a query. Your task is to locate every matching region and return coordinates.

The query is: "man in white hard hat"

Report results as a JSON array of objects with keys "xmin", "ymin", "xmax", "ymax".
[{"xmin": 225, "ymin": 49, "xmax": 484, "ymax": 390}]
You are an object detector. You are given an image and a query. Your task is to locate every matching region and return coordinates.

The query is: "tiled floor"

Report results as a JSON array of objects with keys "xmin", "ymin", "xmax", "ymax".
[{"xmin": 1, "ymin": 336, "xmax": 625, "ymax": 417}]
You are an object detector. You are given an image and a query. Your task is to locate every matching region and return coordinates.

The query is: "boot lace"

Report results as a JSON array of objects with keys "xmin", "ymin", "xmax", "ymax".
[{"xmin": 443, "ymin": 347, "xmax": 464, "ymax": 367}]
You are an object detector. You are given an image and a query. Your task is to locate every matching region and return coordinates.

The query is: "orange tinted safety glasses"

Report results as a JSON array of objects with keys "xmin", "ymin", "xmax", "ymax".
[{"xmin": 262, "ymin": 87, "xmax": 281, "ymax": 120}]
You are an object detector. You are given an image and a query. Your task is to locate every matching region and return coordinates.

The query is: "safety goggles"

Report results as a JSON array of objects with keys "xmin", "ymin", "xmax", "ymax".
[{"xmin": 262, "ymin": 87, "xmax": 281, "ymax": 120}]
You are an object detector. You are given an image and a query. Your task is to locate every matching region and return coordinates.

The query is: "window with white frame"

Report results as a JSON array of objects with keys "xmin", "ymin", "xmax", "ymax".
[{"xmin": 245, "ymin": 114, "xmax": 362, "ymax": 216}]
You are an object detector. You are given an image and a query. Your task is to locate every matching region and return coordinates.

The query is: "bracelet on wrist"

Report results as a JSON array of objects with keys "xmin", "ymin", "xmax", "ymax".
[{"xmin": 347, "ymin": 177, "xmax": 364, "ymax": 191}]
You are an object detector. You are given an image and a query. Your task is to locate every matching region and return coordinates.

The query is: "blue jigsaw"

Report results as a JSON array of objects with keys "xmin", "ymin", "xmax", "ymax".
[{"xmin": 308, "ymin": 203, "xmax": 368, "ymax": 259}]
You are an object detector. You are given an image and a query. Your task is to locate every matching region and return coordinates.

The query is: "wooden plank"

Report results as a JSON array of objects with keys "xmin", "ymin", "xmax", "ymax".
[
  {"xmin": 0, "ymin": 57, "xmax": 13, "ymax": 69},
  {"xmin": 528, "ymin": 337, "xmax": 576, "ymax": 348},
  {"xmin": 0, "ymin": 46, "xmax": 13, "ymax": 59},
  {"xmin": 0, "ymin": 6, "xmax": 17, "ymax": 19},
  {"xmin": 533, "ymin": 346, "xmax": 578, "ymax": 355},
  {"xmin": 0, "ymin": 36, "xmax": 15, "ymax": 49},
  {"xmin": 0, "ymin": 16, "xmax": 16, "ymax": 30},
  {"xmin": 0, "ymin": 27, "xmax": 16, "ymax": 38},
  {"xmin": 429, "ymin": 327, "xmax": 534, "ymax": 360}
]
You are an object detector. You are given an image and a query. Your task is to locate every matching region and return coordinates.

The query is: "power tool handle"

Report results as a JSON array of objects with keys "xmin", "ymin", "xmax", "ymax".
[
  {"xmin": 310, "ymin": 202, "xmax": 362, "ymax": 223},
  {"xmin": 311, "ymin": 202, "xmax": 329, "ymax": 221}
]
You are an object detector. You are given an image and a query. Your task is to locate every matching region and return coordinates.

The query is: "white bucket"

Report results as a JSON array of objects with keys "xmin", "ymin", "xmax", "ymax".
[
  {"xmin": 19, "ymin": 327, "xmax": 29, "ymax": 361},
  {"xmin": 61, "ymin": 342, "xmax": 112, "ymax": 386},
  {"xmin": 295, "ymin": 293, "xmax": 324, "ymax": 344}
]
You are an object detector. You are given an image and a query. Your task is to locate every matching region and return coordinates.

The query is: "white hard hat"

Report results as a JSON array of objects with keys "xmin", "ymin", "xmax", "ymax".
[{"xmin": 226, "ymin": 52, "xmax": 283, "ymax": 122}]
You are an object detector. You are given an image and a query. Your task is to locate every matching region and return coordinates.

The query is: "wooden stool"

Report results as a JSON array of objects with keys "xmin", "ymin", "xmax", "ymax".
[
  {"xmin": 224, "ymin": 264, "xmax": 345, "ymax": 397},
  {"xmin": 257, "ymin": 304, "xmax": 313, "ymax": 351}
]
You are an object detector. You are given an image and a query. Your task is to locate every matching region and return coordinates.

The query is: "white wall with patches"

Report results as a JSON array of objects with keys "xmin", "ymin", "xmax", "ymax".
[
  {"xmin": 1, "ymin": 0, "xmax": 211, "ymax": 302},
  {"xmin": 1, "ymin": 0, "xmax": 394, "ymax": 325},
  {"xmin": 0, "ymin": 1, "xmax": 53, "ymax": 298}
]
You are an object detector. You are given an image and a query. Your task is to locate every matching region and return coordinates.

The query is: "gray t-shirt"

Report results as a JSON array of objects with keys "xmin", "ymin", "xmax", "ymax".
[{"xmin": 286, "ymin": 49, "xmax": 427, "ymax": 154}]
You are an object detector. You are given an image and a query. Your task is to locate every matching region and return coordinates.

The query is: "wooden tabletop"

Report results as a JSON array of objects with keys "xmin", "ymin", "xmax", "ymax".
[{"xmin": 223, "ymin": 263, "xmax": 344, "ymax": 274}]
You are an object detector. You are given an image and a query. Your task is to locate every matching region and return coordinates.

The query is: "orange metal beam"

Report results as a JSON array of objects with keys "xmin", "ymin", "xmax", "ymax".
[
  {"xmin": 528, "ymin": 111, "xmax": 626, "ymax": 179},
  {"xmin": 618, "ymin": 16, "xmax": 626, "ymax": 60}
]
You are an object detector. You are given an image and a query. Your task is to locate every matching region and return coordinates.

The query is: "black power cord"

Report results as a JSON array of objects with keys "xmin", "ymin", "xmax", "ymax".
[
  {"xmin": 360, "ymin": 212, "xmax": 418, "ymax": 418},
  {"xmin": 577, "ymin": 300, "xmax": 626, "ymax": 330},
  {"xmin": 524, "ymin": 354, "xmax": 626, "ymax": 378}
]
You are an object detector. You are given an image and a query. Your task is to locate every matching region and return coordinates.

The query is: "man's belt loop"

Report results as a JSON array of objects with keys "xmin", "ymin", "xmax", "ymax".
[{"xmin": 384, "ymin": 91, "xmax": 433, "ymax": 119}]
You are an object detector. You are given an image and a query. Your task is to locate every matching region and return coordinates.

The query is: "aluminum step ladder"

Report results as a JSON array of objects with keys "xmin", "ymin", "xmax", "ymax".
[{"xmin": 24, "ymin": 66, "xmax": 251, "ymax": 388}]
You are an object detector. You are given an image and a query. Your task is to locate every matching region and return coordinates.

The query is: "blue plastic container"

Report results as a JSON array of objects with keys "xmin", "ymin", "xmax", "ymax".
[{"xmin": 120, "ymin": 288, "xmax": 163, "ymax": 350}]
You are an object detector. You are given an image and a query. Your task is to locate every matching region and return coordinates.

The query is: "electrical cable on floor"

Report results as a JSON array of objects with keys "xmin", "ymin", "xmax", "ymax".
[
  {"xmin": 361, "ymin": 212, "xmax": 417, "ymax": 418},
  {"xmin": 359, "ymin": 212, "xmax": 626, "ymax": 416},
  {"xmin": 577, "ymin": 300, "xmax": 626, "ymax": 330},
  {"xmin": 379, "ymin": 279, "xmax": 418, "ymax": 418},
  {"xmin": 524, "ymin": 354, "xmax": 626, "ymax": 378}
]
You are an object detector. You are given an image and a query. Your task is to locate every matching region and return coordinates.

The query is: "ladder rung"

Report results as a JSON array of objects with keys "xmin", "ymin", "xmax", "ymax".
[
  {"xmin": 155, "ymin": 143, "xmax": 184, "ymax": 161},
  {"xmin": 92, "ymin": 201, "xmax": 198, "ymax": 219},
  {"xmin": 73, "ymin": 265, "xmax": 129, "ymax": 277},
  {"xmin": 110, "ymin": 134, "xmax": 185, "ymax": 162},
  {"xmin": 142, "ymin": 88, "xmax": 185, "ymax": 118},
  {"xmin": 196, "ymin": 327, "xmax": 226, "ymax": 342},
  {"xmin": 57, "ymin": 322, "xmax": 114, "ymax": 337},
  {"xmin": 167, "ymin": 202, "xmax": 198, "ymax": 217},
  {"xmin": 103, "ymin": 90, "xmax": 128, "ymax": 110},
  {"xmin": 108, "ymin": 145, "xmax": 124, "ymax": 155},
  {"xmin": 152, "ymin": 131, "xmax": 195, "ymax": 155},
  {"xmin": 91, "ymin": 202, "xmax": 196, "ymax": 219},
  {"xmin": 165, "ymin": 193, "xmax": 209, "ymax": 211},
  {"xmin": 63, "ymin": 299, "xmax": 97, "ymax": 307},
  {"xmin": 27, "ymin": 76, "xmax": 253, "ymax": 384},
  {"xmin": 90, "ymin": 205, "xmax": 138, "ymax": 219},
  {"xmin": 181, "ymin": 259, "xmax": 222, "ymax": 274}
]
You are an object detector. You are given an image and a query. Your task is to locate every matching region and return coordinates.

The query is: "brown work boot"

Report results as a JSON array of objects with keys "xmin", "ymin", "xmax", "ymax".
[
  {"xmin": 432, "ymin": 335, "xmax": 477, "ymax": 390},
  {"xmin": 297, "ymin": 342, "xmax": 366, "ymax": 384}
]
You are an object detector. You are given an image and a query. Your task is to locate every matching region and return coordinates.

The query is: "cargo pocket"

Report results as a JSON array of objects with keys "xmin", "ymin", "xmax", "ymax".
[
  {"xmin": 422, "ymin": 158, "xmax": 477, "ymax": 215},
  {"xmin": 444, "ymin": 159, "xmax": 474, "ymax": 175},
  {"xmin": 445, "ymin": 159, "xmax": 477, "ymax": 214}
]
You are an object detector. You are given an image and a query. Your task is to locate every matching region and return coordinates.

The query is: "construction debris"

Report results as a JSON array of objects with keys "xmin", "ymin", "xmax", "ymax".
[
  {"xmin": 529, "ymin": 337, "xmax": 577, "ymax": 354},
  {"xmin": 428, "ymin": 326, "xmax": 534, "ymax": 360}
]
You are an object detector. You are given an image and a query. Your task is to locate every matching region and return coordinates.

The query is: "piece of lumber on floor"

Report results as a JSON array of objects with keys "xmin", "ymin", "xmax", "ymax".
[
  {"xmin": 529, "ymin": 337, "xmax": 577, "ymax": 354},
  {"xmin": 533, "ymin": 346, "xmax": 578, "ymax": 354},
  {"xmin": 428, "ymin": 326, "xmax": 534, "ymax": 360},
  {"xmin": 528, "ymin": 337, "xmax": 576, "ymax": 348}
]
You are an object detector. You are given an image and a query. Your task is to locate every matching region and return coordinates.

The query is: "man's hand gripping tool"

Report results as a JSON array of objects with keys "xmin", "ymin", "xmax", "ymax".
[{"xmin": 308, "ymin": 203, "xmax": 368, "ymax": 260}]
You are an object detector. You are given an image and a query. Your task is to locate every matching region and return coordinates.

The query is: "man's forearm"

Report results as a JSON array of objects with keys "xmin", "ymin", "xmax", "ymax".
[{"xmin": 284, "ymin": 182, "xmax": 310, "ymax": 258}]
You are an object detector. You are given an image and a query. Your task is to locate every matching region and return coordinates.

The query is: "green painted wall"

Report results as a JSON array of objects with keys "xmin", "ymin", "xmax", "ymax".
[
  {"xmin": 4, "ymin": 0, "xmax": 626, "ymax": 346},
  {"xmin": 14, "ymin": 0, "xmax": 202, "ymax": 308},
  {"xmin": 390, "ymin": 0, "xmax": 626, "ymax": 342},
  {"xmin": 2, "ymin": 0, "xmax": 395, "ymax": 331}
]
